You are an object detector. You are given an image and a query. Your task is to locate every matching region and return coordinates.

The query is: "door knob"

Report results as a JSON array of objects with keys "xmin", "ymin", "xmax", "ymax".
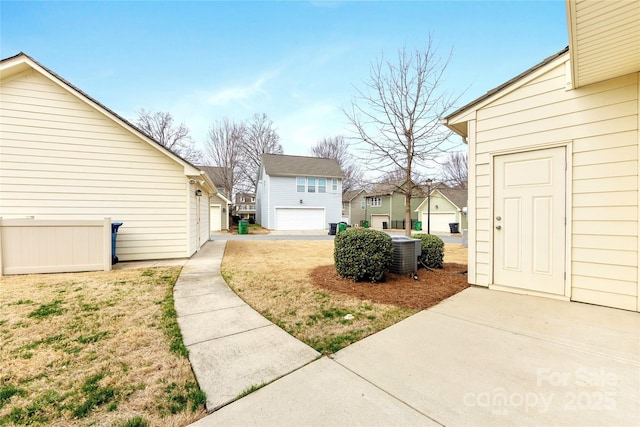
[{"xmin": 495, "ymin": 225, "xmax": 502, "ymax": 230}]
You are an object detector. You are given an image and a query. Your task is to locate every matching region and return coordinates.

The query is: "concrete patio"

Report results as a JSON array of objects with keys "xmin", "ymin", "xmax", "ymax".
[{"xmin": 182, "ymin": 241, "xmax": 640, "ymax": 426}]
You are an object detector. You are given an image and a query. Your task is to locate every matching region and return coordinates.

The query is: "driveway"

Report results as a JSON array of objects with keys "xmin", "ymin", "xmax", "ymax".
[
  {"xmin": 214, "ymin": 229, "xmax": 463, "ymax": 244},
  {"xmin": 191, "ymin": 285, "xmax": 639, "ymax": 426}
]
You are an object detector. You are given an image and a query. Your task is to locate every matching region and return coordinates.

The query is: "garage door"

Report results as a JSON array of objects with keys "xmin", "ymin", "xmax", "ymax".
[
  {"xmin": 275, "ymin": 208, "xmax": 325, "ymax": 231},
  {"xmin": 370, "ymin": 214, "xmax": 389, "ymax": 229},
  {"xmin": 421, "ymin": 212, "xmax": 456, "ymax": 234},
  {"xmin": 210, "ymin": 206, "xmax": 221, "ymax": 232}
]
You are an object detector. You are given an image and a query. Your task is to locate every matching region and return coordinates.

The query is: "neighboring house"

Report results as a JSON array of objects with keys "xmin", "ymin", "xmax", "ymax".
[
  {"xmin": 443, "ymin": 0, "xmax": 639, "ymax": 312},
  {"xmin": 199, "ymin": 166, "xmax": 231, "ymax": 232},
  {"xmin": 341, "ymin": 189, "xmax": 367, "ymax": 226},
  {"xmin": 0, "ymin": 53, "xmax": 216, "ymax": 261},
  {"xmin": 256, "ymin": 154, "xmax": 343, "ymax": 230},
  {"xmin": 415, "ymin": 188, "xmax": 468, "ymax": 234},
  {"xmin": 198, "ymin": 166, "xmax": 231, "ymax": 200},
  {"xmin": 365, "ymin": 181, "xmax": 424, "ymax": 229},
  {"xmin": 235, "ymin": 193, "xmax": 256, "ymax": 221}
]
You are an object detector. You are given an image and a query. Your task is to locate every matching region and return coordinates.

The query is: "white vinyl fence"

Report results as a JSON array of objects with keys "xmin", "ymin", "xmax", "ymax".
[{"xmin": 0, "ymin": 217, "xmax": 112, "ymax": 276}]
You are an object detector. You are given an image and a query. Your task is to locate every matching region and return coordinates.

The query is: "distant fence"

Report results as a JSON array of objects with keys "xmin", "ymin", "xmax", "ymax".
[
  {"xmin": 390, "ymin": 220, "xmax": 418, "ymax": 229},
  {"xmin": 0, "ymin": 217, "xmax": 112, "ymax": 276}
]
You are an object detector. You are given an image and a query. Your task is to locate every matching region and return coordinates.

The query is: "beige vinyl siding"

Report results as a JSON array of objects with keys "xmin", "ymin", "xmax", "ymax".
[
  {"xmin": 0, "ymin": 69, "xmax": 190, "ymax": 261},
  {"xmin": 471, "ymin": 56, "xmax": 638, "ymax": 311},
  {"xmin": 199, "ymin": 190, "xmax": 210, "ymax": 246},
  {"xmin": 568, "ymin": 0, "xmax": 640, "ymax": 88}
]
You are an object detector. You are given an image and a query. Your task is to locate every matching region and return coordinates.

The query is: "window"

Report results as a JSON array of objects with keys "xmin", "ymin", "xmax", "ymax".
[
  {"xmin": 332, "ymin": 179, "xmax": 338, "ymax": 191},
  {"xmin": 318, "ymin": 178, "xmax": 326, "ymax": 193},
  {"xmin": 297, "ymin": 177, "xmax": 305, "ymax": 192},
  {"xmin": 369, "ymin": 197, "xmax": 382, "ymax": 207},
  {"xmin": 251, "ymin": 197, "xmax": 255, "ymax": 202},
  {"xmin": 307, "ymin": 177, "xmax": 316, "ymax": 193},
  {"xmin": 342, "ymin": 202, "xmax": 348, "ymax": 210},
  {"xmin": 361, "ymin": 201, "xmax": 366, "ymax": 210}
]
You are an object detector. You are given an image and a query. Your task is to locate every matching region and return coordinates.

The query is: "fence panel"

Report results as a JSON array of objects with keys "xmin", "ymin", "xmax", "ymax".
[{"xmin": 0, "ymin": 218, "xmax": 111, "ymax": 275}]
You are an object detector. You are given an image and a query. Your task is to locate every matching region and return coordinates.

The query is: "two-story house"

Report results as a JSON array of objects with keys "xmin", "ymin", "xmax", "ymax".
[
  {"xmin": 235, "ymin": 193, "xmax": 256, "ymax": 222},
  {"xmin": 342, "ymin": 189, "xmax": 367, "ymax": 226},
  {"xmin": 256, "ymin": 154, "xmax": 344, "ymax": 230},
  {"xmin": 365, "ymin": 180, "xmax": 424, "ymax": 229}
]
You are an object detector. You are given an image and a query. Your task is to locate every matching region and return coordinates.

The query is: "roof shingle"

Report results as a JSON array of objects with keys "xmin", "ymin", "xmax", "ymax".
[{"xmin": 262, "ymin": 154, "xmax": 343, "ymax": 178}]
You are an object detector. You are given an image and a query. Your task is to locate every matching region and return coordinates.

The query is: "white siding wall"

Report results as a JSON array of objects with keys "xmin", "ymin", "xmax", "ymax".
[
  {"xmin": 256, "ymin": 167, "xmax": 269, "ymax": 227},
  {"xmin": 262, "ymin": 176, "xmax": 342, "ymax": 230},
  {"xmin": 470, "ymin": 59, "xmax": 638, "ymax": 311},
  {"xmin": 210, "ymin": 193, "xmax": 229, "ymax": 230},
  {"xmin": 0, "ymin": 69, "xmax": 191, "ymax": 261},
  {"xmin": 188, "ymin": 185, "xmax": 210, "ymax": 255}
]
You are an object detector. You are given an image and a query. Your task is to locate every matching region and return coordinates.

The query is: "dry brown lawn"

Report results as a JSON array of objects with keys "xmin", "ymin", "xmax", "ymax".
[
  {"xmin": 222, "ymin": 240, "xmax": 468, "ymax": 354},
  {"xmin": 0, "ymin": 267, "xmax": 206, "ymax": 427}
]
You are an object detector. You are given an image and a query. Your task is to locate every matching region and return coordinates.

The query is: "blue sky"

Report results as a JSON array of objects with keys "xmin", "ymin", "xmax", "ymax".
[{"xmin": 1, "ymin": 1, "xmax": 568, "ymax": 157}]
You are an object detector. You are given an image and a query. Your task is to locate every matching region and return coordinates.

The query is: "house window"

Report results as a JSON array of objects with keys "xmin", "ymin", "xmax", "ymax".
[
  {"xmin": 297, "ymin": 177, "xmax": 305, "ymax": 192},
  {"xmin": 318, "ymin": 178, "xmax": 326, "ymax": 193},
  {"xmin": 369, "ymin": 197, "xmax": 382, "ymax": 207},
  {"xmin": 307, "ymin": 177, "xmax": 316, "ymax": 193},
  {"xmin": 342, "ymin": 202, "xmax": 348, "ymax": 211},
  {"xmin": 361, "ymin": 201, "xmax": 366, "ymax": 210},
  {"xmin": 332, "ymin": 179, "xmax": 338, "ymax": 191}
]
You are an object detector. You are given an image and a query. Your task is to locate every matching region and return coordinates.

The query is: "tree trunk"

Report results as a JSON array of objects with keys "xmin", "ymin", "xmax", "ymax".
[{"xmin": 404, "ymin": 192, "xmax": 412, "ymax": 237}]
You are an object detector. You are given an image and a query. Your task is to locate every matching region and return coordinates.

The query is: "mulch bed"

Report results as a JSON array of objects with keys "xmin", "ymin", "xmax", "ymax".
[{"xmin": 309, "ymin": 263, "xmax": 469, "ymax": 310}]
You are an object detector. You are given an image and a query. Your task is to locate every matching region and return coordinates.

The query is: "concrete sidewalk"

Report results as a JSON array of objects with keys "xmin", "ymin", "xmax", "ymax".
[
  {"xmin": 173, "ymin": 240, "xmax": 320, "ymax": 411},
  {"xmin": 190, "ymin": 277, "xmax": 639, "ymax": 426}
]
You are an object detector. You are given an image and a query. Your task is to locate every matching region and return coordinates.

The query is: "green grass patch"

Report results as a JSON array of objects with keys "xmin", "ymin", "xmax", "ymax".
[
  {"xmin": 236, "ymin": 381, "xmax": 268, "ymax": 399},
  {"xmin": 71, "ymin": 372, "xmax": 118, "ymax": 418},
  {"xmin": 160, "ymin": 290, "xmax": 188, "ymax": 358},
  {"xmin": 0, "ymin": 385, "xmax": 24, "ymax": 409},
  {"xmin": 28, "ymin": 300, "xmax": 66, "ymax": 319},
  {"xmin": 119, "ymin": 416, "xmax": 150, "ymax": 427},
  {"xmin": 76, "ymin": 331, "xmax": 109, "ymax": 344}
]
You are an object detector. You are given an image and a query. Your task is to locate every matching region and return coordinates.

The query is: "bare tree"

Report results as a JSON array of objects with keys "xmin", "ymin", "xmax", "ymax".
[
  {"xmin": 441, "ymin": 151, "xmax": 468, "ymax": 189},
  {"xmin": 204, "ymin": 118, "xmax": 246, "ymax": 199},
  {"xmin": 240, "ymin": 113, "xmax": 282, "ymax": 192},
  {"xmin": 310, "ymin": 135, "xmax": 363, "ymax": 193},
  {"xmin": 134, "ymin": 109, "xmax": 201, "ymax": 163},
  {"xmin": 345, "ymin": 39, "xmax": 458, "ymax": 236}
]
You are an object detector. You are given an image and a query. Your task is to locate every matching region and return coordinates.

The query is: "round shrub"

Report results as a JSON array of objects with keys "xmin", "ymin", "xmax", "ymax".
[
  {"xmin": 334, "ymin": 228, "xmax": 393, "ymax": 283},
  {"xmin": 414, "ymin": 234, "xmax": 444, "ymax": 269}
]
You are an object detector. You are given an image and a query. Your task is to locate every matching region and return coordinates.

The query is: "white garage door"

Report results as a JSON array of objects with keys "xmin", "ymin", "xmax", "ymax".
[
  {"xmin": 371, "ymin": 214, "xmax": 389, "ymax": 229},
  {"xmin": 275, "ymin": 208, "xmax": 325, "ymax": 231},
  {"xmin": 422, "ymin": 212, "xmax": 456, "ymax": 233},
  {"xmin": 210, "ymin": 206, "xmax": 222, "ymax": 232}
]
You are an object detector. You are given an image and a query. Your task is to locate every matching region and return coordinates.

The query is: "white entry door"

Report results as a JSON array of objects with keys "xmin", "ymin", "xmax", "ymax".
[
  {"xmin": 210, "ymin": 206, "xmax": 221, "ymax": 232},
  {"xmin": 493, "ymin": 147, "xmax": 566, "ymax": 295}
]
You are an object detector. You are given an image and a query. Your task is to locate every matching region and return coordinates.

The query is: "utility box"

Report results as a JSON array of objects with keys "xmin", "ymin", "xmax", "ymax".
[{"xmin": 390, "ymin": 236, "xmax": 422, "ymax": 275}]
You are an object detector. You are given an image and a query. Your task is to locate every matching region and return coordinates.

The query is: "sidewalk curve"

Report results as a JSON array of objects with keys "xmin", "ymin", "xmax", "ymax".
[{"xmin": 173, "ymin": 240, "xmax": 320, "ymax": 411}]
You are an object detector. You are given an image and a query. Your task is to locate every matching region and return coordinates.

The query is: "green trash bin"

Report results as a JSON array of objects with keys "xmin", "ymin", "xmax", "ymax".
[
  {"xmin": 363, "ymin": 220, "xmax": 369, "ymax": 228},
  {"xmin": 414, "ymin": 221, "xmax": 422, "ymax": 231},
  {"xmin": 338, "ymin": 222, "xmax": 348, "ymax": 233},
  {"xmin": 238, "ymin": 220, "xmax": 249, "ymax": 235}
]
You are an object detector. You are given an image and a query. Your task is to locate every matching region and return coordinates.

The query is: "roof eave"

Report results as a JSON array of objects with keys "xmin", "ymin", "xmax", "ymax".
[{"xmin": 443, "ymin": 47, "xmax": 570, "ymax": 135}]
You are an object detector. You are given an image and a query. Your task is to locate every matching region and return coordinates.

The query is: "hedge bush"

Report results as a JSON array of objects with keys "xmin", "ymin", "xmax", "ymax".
[
  {"xmin": 413, "ymin": 234, "xmax": 444, "ymax": 269},
  {"xmin": 334, "ymin": 228, "xmax": 393, "ymax": 283}
]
